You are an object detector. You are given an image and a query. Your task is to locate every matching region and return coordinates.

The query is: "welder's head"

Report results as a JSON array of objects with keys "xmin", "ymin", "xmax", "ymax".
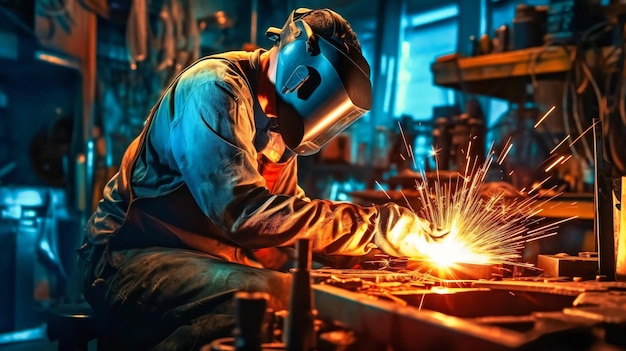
[{"xmin": 266, "ymin": 8, "xmax": 372, "ymax": 155}]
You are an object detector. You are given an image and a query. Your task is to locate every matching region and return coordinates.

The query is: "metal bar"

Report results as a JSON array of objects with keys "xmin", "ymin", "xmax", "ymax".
[{"xmin": 593, "ymin": 118, "xmax": 615, "ymax": 280}]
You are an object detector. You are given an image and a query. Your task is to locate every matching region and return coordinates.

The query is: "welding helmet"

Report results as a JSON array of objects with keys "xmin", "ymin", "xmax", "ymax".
[{"xmin": 266, "ymin": 8, "xmax": 372, "ymax": 155}]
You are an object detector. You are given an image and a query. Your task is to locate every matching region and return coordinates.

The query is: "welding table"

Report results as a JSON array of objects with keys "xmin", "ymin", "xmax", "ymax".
[{"xmin": 312, "ymin": 271, "xmax": 626, "ymax": 351}]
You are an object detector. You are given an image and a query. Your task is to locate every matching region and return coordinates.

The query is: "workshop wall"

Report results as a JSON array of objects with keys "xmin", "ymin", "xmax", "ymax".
[{"xmin": 0, "ymin": 18, "xmax": 80, "ymax": 188}]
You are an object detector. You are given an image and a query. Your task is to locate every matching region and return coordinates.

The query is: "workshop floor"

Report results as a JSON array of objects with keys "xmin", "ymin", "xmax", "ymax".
[
  {"xmin": 2, "ymin": 339, "xmax": 98, "ymax": 351},
  {"xmin": 0, "ymin": 327, "xmax": 96, "ymax": 351},
  {"xmin": 2, "ymin": 339, "xmax": 58, "ymax": 351}
]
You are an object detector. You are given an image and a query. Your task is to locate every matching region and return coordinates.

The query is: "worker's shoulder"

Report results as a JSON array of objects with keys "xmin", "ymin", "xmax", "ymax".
[{"xmin": 178, "ymin": 52, "xmax": 251, "ymax": 95}]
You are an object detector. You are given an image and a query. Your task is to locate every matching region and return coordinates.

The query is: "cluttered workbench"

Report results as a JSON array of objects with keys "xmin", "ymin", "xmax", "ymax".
[
  {"xmin": 205, "ymin": 238, "xmax": 626, "ymax": 351},
  {"xmin": 312, "ymin": 269, "xmax": 626, "ymax": 351}
]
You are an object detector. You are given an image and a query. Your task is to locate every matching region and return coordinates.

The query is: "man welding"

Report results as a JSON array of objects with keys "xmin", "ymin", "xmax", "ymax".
[{"xmin": 78, "ymin": 7, "xmax": 442, "ymax": 350}]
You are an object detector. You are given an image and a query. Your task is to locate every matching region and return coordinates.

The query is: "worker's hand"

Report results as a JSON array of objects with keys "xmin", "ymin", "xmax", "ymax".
[{"xmin": 374, "ymin": 204, "xmax": 447, "ymax": 258}]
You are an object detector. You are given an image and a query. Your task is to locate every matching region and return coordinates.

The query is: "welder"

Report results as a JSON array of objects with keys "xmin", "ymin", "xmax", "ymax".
[{"xmin": 77, "ymin": 7, "xmax": 442, "ymax": 350}]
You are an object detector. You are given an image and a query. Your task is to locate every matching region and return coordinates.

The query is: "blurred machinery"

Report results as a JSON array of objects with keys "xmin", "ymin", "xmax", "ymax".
[
  {"xmin": 0, "ymin": 186, "xmax": 82, "ymax": 345},
  {"xmin": 431, "ymin": 99, "xmax": 486, "ymax": 175}
]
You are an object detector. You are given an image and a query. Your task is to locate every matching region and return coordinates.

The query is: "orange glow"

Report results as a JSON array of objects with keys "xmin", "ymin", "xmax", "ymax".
[
  {"xmin": 385, "ymin": 127, "xmax": 577, "ymax": 273},
  {"xmin": 303, "ymin": 98, "xmax": 354, "ymax": 140},
  {"xmin": 215, "ymin": 11, "xmax": 228, "ymax": 25},
  {"xmin": 393, "ymin": 143, "xmax": 563, "ymax": 270},
  {"xmin": 431, "ymin": 286, "xmax": 451, "ymax": 294},
  {"xmin": 408, "ymin": 220, "xmax": 499, "ymax": 268},
  {"xmin": 429, "ymin": 145, "xmax": 441, "ymax": 157}
]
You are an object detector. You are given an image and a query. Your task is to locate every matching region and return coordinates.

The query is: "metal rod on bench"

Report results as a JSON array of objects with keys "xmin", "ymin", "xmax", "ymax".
[
  {"xmin": 593, "ymin": 118, "xmax": 615, "ymax": 280},
  {"xmin": 284, "ymin": 238, "xmax": 315, "ymax": 351}
]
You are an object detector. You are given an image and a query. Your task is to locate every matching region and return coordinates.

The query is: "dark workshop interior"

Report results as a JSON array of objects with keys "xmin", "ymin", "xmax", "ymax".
[{"xmin": 2, "ymin": 0, "xmax": 626, "ymax": 350}]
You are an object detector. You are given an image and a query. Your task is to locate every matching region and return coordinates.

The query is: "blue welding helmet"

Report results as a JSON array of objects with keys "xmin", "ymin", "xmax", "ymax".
[{"xmin": 265, "ymin": 8, "xmax": 372, "ymax": 155}]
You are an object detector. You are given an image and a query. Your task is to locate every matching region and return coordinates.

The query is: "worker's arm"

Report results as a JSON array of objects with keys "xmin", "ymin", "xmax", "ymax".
[{"xmin": 169, "ymin": 65, "xmax": 431, "ymax": 257}]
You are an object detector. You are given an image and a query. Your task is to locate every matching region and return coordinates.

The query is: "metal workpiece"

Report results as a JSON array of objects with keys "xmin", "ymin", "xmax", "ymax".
[
  {"xmin": 593, "ymin": 118, "xmax": 616, "ymax": 280},
  {"xmin": 471, "ymin": 278, "xmax": 626, "ymax": 296},
  {"xmin": 569, "ymin": 289, "xmax": 626, "ymax": 347},
  {"xmin": 536, "ymin": 254, "xmax": 599, "ymax": 281},
  {"xmin": 312, "ymin": 284, "xmax": 586, "ymax": 351},
  {"xmin": 205, "ymin": 273, "xmax": 626, "ymax": 350},
  {"xmin": 563, "ymin": 306, "xmax": 626, "ymax": 324},
  {"xmin": 573, "ymin": 290, "xmax": 626, "ymax": 308},
  {"xmin": 311, "ymin": 276, "xmax": 626, "ymax": 351}
]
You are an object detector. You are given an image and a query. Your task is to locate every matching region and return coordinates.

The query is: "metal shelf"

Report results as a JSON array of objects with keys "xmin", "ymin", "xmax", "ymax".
[{"xmin": 430, "ymin": 46, "xmax": 578, "ymax": 101}]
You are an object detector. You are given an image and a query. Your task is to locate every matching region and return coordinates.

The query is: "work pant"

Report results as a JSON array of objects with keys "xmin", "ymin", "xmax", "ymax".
[{"xmin": 77, "ymin": 243, "xmax": 292, "ymax": 350}]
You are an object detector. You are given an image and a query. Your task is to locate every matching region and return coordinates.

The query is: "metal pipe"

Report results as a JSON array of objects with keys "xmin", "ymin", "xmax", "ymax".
[
  {"xmin": 593, "ymin": 118, "xmax": 615, "ymax": 280},
  {"xmin": 284, "ymin": 238, "xmax": 315, "ymax": 351}
]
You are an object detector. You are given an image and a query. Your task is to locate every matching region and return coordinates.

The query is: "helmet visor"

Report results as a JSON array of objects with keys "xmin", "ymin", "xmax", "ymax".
[{"xmin": 276, "ymin": 31, "xmax": 372, "ymax": 155}]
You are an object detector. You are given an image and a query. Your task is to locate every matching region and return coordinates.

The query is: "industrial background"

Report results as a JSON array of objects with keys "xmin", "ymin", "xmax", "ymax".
[{"xmin": 1, "ymin": 0, "xmax": 626, "ymax": 350}]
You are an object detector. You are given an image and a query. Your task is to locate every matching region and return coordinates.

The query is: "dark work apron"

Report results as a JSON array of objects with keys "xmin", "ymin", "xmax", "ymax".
[{"xmin": 104, "ymin": 53, "xmax": 269, "ymax": 267}]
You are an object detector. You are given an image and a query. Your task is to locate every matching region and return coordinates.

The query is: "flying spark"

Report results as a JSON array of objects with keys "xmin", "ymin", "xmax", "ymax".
[
  {"xmin": 376, "ymin": 180, "xmax": 391, "ymax": 199},
  {"xmin": 545, "ymin": 156, "xmax": 565, "ymax": 172},
  {"xmin": 550, "ymin": 135, "xmax": 571, "ymax": 154},
  {"xmin": 568, "ymin": 120, "xmax": 599, "ymax": 148},
  {"xmin": 497, "ymin": 137, "xmax": 513, "ymax": 165},
  {"xmin": 386, "ymin": 132, "xmax": 578, "ymax": 273},
  {"xmin": 406, "ymin": 151, "xmax": 546, "ymax": 267},
  {"xmin": 534, "ymin": 105, "xmax": 557, "ymax": 129}
]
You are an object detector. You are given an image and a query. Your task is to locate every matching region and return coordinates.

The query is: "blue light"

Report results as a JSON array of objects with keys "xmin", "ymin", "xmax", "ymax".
[{"xmin": 409, "ymin": 4, "xmax": 459, "ymax": 28}]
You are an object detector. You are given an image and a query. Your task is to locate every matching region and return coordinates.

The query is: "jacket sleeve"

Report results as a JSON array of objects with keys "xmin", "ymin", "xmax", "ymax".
[{"xmin": 169, "ymin": 69, "xmax": 429, "ymax": 257}]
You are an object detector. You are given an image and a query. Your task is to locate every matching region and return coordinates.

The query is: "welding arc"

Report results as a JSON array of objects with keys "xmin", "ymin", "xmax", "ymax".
[{"xmin": 393, "ymin": 141, "xmax": 574, "ymax": 267}]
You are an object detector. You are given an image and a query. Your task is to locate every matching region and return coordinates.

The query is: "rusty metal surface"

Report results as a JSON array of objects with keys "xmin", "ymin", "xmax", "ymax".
[
  {"xmin": 393, "ymin": 287, "xmax": 576, "ymax": 318},
  {"xmin": 563, "ymin": 306, "xmax": 626, "ymax": 324},
  {"xmin": 313, "ymin": 283, "xmax": 602, "ymax": 351},
  {"xmin": 574, "ymin": 291, "xmax": 626, "ymax": 308},
  {"xmin": 536, "ymin": 254, "xmax": 599, "ymax": 281},
  {"xmin": 471, "ymin": 279, "xmax": 626, "ymax": 296},
  {"xmin": 312, "ymin": 275, "xmax": 626, "ymax": 350},
  {"xmin": 314, "ymin": 284, "xmax": 527, "ymax": 351}
]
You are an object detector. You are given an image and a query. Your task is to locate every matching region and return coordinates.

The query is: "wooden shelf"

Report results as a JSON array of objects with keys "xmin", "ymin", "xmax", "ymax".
[{"xmin": 430, "ymin": 46, "xmax": 613, "ymax": 101}]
